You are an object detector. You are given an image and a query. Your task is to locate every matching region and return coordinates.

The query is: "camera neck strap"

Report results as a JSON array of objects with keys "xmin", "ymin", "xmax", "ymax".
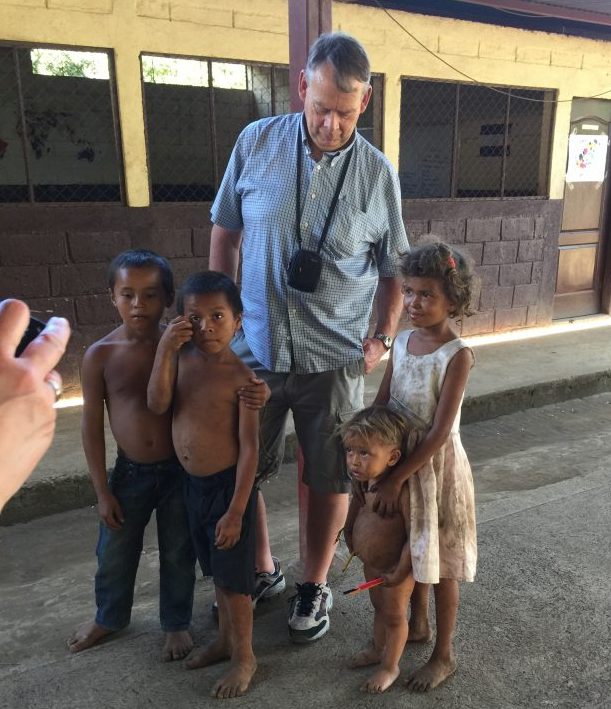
[{"xmin": 295, "ymin": 132, "xmax": 354, "ymax": 253}]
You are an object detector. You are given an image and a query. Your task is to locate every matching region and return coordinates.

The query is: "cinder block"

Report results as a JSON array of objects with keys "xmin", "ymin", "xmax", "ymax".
[
  {"xmin": 429, "ymin": 220, "xmax": 466, "ymax": 244},
  {"xmin": 136, "ymin": 0, "xmax": 170, "ymax": 19},
  {"xmin": 531, "ymin": 261, "xmax": 543, "ymax": 284},
  {"xmin": 0, "ymin": 232, "xmax": 66, "ymax": 266},
  {"xmin": 495, "ymin": 307, "xmax": 527, "ymax": 331},
  {"xmin": 501, "ymin": 217, "xmax": 534, "ymax": 241},
  {"xmin": 475, "ymin": 264, "xmax": 499, "ymax": 287},
  {"xmin": 466, "ymin": 217, "xmax": 501, "ymax": 243},
  {"xmin": 499, "ymin": 262, "xmax": 532, "ymax": 287},
  {"xmin": 193, "ymin": 226, "xmax": 212, "ymax": 257},
  {"xmin": 0, "ymin": 0, "xmax": 44, "ymax": 8},
  {"xmin": 534, "ymin": 216, "xmax": 546, "ymax": 238},
  {"xmin": 171, "ymin": 256, "xmax": 210, "ymax": 288},
  {"xmin": 483, "ymin": 241, "xmax": 518, "ymax": 265},
  {"xmin": 526, "ymin": 305, "xmax": 538, "ymax": 325},
  {"xmin": 137, "ymin": 229, "xmax": 193, "ymax": 259},
  {"xmin": 513, "ymin": 283, "xmax": 540, "ymax": 307},
  {"xmin": 75, "ymin": 294, "xmax": 116, "ymax": 326},
  {"xmin": 460, "ymin": 310, "xmax": 494, "ymax": 336},
  {"xmin": 404, "ymin": 220, "xmax": 429, "ymax": 243},
  {"xmin": 170, "ymin": 3, "xmax": 233, "ymax": 28},
  {"xmin": 518, "ymin": 239, "xmax": 544, "ymax": 263},
  {"xmin": 26, "ymin": 297, "xmax": 76, "ymax": 323},
  {"xmin": 516, "ymin": 47, "xmax": 550, "ymax": 65},
  {"xmin": 50, "ymin": 264, "xmax": 108, "ymax": 296},
  {"xmin": 68, "ymin": 231, "xmax": 131, "ymax": 263},
  {"xmin": 47, "ymin": 0, "xmax": 112, "ymax": 12},
  {"xmin": 551, "ymin": 51, "xmax": 582, "ymax": 69},
  {"xmin": 479, "ymin": 42, "xmax": 516, "ymax": 62},
  {"xmin": 234, "ymin": 12, "xmax": 286, "ymax": 35},
  {"xmin": 0, "ymin": 266, "xmax": 50, "ymax": 299},
  {"xmin": 439, "ymin": 36, "xmax": 478, "ymax": 58},
  {"xmin": 460, "ymin": 242, "xmax": 483, "ymax": 266}
]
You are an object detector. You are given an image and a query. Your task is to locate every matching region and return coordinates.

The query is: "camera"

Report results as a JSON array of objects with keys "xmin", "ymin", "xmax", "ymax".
[
  {"xmin": 287, "ymin": 249, "xmax": 323, "ymax": 293},
  {"xmin": 16, "ymin": 316, "xmax": 46, "ymax": 357}
]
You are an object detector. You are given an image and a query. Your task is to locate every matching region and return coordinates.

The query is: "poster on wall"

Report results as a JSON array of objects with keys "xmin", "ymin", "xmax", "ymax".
[{"xmin": 565, "ymin": 133, "xmax": 609, "ymax": 183}]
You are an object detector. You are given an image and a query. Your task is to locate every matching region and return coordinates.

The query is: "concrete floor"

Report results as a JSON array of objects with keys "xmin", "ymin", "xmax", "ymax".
[{"xmin": 1, "ymin": 392, "xmax": 610, "ymax": 708}]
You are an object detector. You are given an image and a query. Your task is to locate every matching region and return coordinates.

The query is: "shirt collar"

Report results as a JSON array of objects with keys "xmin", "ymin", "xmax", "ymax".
[{"xmin": 299, "ymin": 114, "xmax": 357, "ymax": 165}]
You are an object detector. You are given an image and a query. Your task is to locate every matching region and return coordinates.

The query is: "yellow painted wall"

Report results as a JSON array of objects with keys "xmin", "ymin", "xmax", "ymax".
[{"xmin": 2, "ymin": 0, "xmax": 611, "ymax": 203}]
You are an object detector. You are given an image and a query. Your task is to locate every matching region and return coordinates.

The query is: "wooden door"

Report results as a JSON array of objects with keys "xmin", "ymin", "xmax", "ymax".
[{"xmin": 553, "ymin": 99, "xmax": 611, "ymax": 319}]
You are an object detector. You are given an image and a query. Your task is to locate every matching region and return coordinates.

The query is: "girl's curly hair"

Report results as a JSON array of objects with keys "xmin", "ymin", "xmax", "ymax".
[{"xmin": 399, "ymin": 239, "xmax": 474, "ymax": 318}]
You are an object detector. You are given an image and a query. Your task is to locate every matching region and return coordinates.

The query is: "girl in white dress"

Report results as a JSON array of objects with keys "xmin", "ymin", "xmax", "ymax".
[{"xmin": 372, "ymin": 240, "xmax": 477, "ymax": 692}]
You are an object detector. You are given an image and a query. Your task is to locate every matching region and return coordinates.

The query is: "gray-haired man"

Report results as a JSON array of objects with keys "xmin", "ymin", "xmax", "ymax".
[{"xmin": 207, "ymin": 32, "xmax": 409, "ymax": 643}]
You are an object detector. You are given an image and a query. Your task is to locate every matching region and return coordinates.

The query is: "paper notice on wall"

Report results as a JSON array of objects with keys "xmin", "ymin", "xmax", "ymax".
[{"xmin": 566, "ymin": 133, "xmax": 609, "ymax": 183}]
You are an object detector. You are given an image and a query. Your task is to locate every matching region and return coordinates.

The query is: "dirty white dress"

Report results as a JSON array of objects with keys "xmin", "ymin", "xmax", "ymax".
[{"xmin": 388, "ymin": 329, "xmax": 477, "ymax": 584}]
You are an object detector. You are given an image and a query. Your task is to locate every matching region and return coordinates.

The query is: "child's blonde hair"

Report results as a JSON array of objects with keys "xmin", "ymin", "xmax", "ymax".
[
  {"xmin": 340, "ymin": 406, "xmax": 409, "ymax": 459},
  {"xmin": 400, "ymin": 238, "xmax": 474, "ymax": 318}
]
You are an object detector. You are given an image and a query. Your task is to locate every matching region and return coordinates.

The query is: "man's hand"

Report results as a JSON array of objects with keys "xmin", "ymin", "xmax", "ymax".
[
  {"xmin": 0, "ymin": 300, "xmax": 70, "ymax": 511},
  {"xmin": 238, "ymin": 374, "xmax": 271, "ymax": 410},
  {"xmin": 362, "ymin": 336, "xmax": 387, "ymax": 374},
  {"xmin": 98, "ymin": 490, "xmax": 124, "ymax": 530}
]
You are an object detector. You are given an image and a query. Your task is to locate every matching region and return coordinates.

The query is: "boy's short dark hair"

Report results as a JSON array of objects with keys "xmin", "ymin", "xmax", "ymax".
[
  {"xmin": 108, "ymin": 249, "xmax": 174, "ymax": 298},
  {"xmin": 177, "ymin": 271, "xmax": 243, "ymax": 316}
]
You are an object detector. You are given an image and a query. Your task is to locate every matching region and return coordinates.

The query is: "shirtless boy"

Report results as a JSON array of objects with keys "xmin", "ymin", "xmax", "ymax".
[
  {"xmin": 148, "ymin": 271, "xmax": 260, "ymax": 699},
  {"xmin": 68, "ymin": 249, "xmax": 196, "ymax": 661},
  {"xmin": 341, "ymin": 406, "xmax": 415, "ymax": 694}
]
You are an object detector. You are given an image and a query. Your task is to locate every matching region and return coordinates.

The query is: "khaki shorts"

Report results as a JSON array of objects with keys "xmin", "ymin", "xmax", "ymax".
[{"xmin": 232, "ymin": 331, "xmax": 364, "ymax": 494}]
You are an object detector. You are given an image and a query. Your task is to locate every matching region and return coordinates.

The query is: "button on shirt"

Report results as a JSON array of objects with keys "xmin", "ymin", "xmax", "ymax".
[{"xmin": 211, "ymin": 112, "xmax": 409, "ymax": 374}]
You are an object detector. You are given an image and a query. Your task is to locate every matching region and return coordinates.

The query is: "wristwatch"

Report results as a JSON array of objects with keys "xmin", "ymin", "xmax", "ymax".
[{"xmin": 373, "ymin": 333, "xmax": 393, "ymax": 350}]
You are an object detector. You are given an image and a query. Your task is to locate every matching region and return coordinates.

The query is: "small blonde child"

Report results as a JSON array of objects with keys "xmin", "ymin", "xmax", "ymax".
[
  {"xmin": 341, "ymin": 406, "xmax": 414, "ymax": 694},
  {"xmin": 372, "ymin": 239, "xmax": 477, "ymax": 692}
]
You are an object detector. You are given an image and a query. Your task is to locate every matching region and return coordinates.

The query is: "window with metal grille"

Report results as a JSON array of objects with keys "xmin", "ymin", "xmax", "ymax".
[
  {"xmin": 0, "ymin": 46, "xmax": 123, "ymax": 203},
  {"xmin": 141, "ymin": 55, "xmax": 384, "ymax": 203},
  {"xmin": 399, "ymin": 79, "xmax": 555, "ymax": 199}
]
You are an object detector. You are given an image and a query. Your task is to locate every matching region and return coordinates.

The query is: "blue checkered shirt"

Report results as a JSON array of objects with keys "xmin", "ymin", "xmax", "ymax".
[{"xmin": 211, "ymin": 112, "xmax": 408, "ymax": 374}]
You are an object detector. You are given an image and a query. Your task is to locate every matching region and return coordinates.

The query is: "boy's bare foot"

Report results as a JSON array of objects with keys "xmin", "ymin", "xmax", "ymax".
[
  {"xmin": 348, "ymin": 643, "xmax": 382, "ymax": 668},
  {"xmin": 405, "ymin": 655, "xmax": 457, "ymax": 691},
  {"xmin": 361, "ymin": 667, "xmax": 400, "ymax": 693},
  {"xmin": 186, "ymin": 639, "xmax": 231, "ymax": 669},
  {"xmin": 162, "ymin": 630, "xmax": 194, "ymax": 662},
  {"xmin": 211, "ymin": 657, "xmax": 257, "ymax": 699},
  {"xmin": 67, "ymin": 621, "xmax": 114, "ymax": 653}
]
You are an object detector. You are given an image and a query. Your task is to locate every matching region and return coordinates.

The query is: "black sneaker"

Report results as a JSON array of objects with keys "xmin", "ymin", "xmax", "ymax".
[
  {"xmin": 211, "ymin": 557, "xmax": 286, "ymax": 621},
  {"xmin": 288, "ymin": 582, "xmax": 333, "ymax": 643}
]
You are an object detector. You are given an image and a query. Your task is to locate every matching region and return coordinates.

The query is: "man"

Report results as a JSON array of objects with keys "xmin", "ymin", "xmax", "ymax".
[{"xmin": 208, "ymin": 32, "xmax": 409, "ymax": 643}]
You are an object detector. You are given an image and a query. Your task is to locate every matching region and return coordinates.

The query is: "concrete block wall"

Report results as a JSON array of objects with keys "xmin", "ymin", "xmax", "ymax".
[
  {"xmin": 402, "ymin": 198, "xmax": 562, "ymax": 337},
  {"xmin": 0, "ymin": 205, "xmax": 211, "ymax": 395}
]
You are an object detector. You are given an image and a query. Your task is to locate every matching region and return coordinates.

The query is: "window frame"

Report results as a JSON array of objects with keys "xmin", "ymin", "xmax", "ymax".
[
  {"xmin": 0, "ymin": 40, "xmax": 125, "ymax": 206},
  {"xmin": 399, "ymin": 75, "xmax": 557, "ymax": 201}
]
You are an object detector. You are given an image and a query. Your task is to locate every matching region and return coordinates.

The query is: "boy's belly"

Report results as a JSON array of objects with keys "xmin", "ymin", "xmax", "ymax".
[
  {"xmin": 172, "ymin": 416, "xmax": 238, "ymax": 477},
  {"xmin": 352, "ymin": 508, "xmax": 407, "ymax": 573}
]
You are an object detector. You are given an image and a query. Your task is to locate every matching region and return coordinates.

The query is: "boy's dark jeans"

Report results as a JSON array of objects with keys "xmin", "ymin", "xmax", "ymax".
[{"xmin": 94, "ymin": 455, "xmax": 196, "ymax": 632}]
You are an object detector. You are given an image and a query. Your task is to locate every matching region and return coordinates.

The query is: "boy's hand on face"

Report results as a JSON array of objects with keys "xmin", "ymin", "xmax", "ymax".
[
  {"xmin": 237, "ymin": 374, "xmax": 271, "ymax": 410},
  {"xmin": 215, "ymin": 510, "xmax": 242, "ymax": 550},
  {"xmin": 371, "ymin": 476, "xmax": 402, "ymax": 518},
  {"xmin": 160, "ymin": 316, "xmax": 193, "ymax": 352},
  {"xmin": 97, "ymin": 490, "xmax": 124, "ymax": 530}
]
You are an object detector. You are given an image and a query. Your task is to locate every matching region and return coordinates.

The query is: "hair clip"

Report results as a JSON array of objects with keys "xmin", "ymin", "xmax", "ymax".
[{"xmin": 447, "ymin": 255, "xmax": 456, "ymax": 269}]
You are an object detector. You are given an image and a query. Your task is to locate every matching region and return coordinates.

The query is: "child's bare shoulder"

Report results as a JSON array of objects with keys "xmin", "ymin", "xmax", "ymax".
[{"xmin": 83, "ymin": 326, "xmax": 125, "ymax": 363}]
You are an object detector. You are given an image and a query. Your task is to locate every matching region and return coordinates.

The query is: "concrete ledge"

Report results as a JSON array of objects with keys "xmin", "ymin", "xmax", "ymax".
[{"xmin": 4, "ymin": 369, "xmax": 610, "ymax": 527}]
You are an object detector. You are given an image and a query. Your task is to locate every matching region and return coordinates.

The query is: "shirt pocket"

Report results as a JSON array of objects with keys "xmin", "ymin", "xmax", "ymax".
[{"xmin": 323, "ymin": 196, "xmax": 373, "ymax": 261}]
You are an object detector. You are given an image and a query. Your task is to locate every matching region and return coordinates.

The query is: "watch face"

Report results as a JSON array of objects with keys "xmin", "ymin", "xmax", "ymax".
[{"xmin": 375, "ymin": 334, "xmax": 392, "ymax": 349}]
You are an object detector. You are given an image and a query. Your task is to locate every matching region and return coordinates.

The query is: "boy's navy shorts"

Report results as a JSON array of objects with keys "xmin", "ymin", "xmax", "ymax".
[{"xmin": 184, "ymin": 465, "xmax": 257, "ymax": 596}]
